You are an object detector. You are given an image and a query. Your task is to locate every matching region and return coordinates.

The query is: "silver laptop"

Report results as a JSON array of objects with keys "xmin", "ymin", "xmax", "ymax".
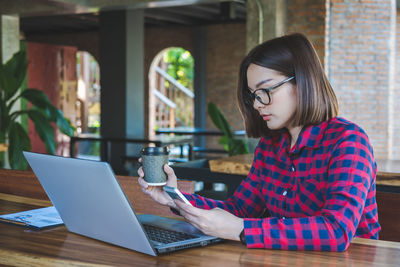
[{"xmin": 23, "ymin": 151, "xmax": 220, "ymax": 256}]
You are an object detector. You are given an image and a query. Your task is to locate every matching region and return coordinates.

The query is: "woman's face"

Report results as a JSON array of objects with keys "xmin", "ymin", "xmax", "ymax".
[{"xmin": 246, "ymin": 63, "xmax": 297, "ymax": 131}]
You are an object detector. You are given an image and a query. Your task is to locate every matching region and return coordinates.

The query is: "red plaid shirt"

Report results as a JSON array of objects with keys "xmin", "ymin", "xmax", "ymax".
[{"xmin": 183, "ymin": 117, "xmax": 380, "ymax": 251}]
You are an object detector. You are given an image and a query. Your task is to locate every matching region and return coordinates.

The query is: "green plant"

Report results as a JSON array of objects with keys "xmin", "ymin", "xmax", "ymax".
[
  {"xmin": 207, "ymin": 102, "xmax": 249, "ymax": 156},
  {"xmin": 0, "ymin": 50, "xmax": 75, "ymax": 169}
]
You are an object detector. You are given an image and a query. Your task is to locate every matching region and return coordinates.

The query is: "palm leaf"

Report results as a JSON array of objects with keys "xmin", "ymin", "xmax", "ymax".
[
  {"xmin": 230, "ymin": 139, "xmax": 249, "ymax": 156},
  {"xmin": 20, "ymin": 88, "xmax": 52, "ymax": 109},
  {"xmin": 0, "ymin": 51, "xmax": 27, "ymax": 101},
  {"xmin": 0, "ymin": 65, "xmax": 17, "ymax": 101},
  {"xmin": 0, "ymin": 92, "xmax": 5, "ymax": 131},
  {"xmin": 207, "ymin": 102, "xmax": 249, "ymax": 156},
  {"xmin": 8, "ymin": 122, "xmax": 31, "ymax": 170},
  {"xmin": 218, "ymin": 135, "xmax": 230, "ymax": 149},
  {"xmin": 46, "ymin": 105, "xmax": 75, "ymax": 137},
  {"xmin": 207, "ymin": 102, "xmax": 233, "ymax": 138},
  {"xmin": 20, "ymin": 89, "xmax": 74, "ymax": 137},
  {"xmin": 4, "ymin": 51, "xmax": 27, "ymax": 88},
  {"xmin": 1, "ymin": 50, "xmax": 76, "ymax": 170},
  {"xmin": 28, "ymin": 109, "xmax": 56, "ymax": 154}
]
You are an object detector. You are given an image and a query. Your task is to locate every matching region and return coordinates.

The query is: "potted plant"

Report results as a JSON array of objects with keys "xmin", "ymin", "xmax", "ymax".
[
  {"xmin": 207, "ymin": 102, "xmax": 249, "ymax": 156},
  {"xmin": 0, "ymin": 50, "xmax": 75, "ymax": 169}
]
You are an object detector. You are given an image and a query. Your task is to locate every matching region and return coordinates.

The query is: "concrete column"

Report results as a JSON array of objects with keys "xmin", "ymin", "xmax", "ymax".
[
  {"xmin": 99, "ymin": 9, "xmax": 144, "ymax": 173},
  {"xmin": 193, "ymin": 26, "xmax": 207, "ymax": 147},
  {"xmin": 0, "ymin": 15, "xmax": 20, "ymax": 168},
  {"xmin": 126, "ymin": 10, "xmax": 144, "ymax": 139},
  {"xmin": 0, "ymin": 15, "xmax": 19, "ymax": 64},
  {"xmin": 246, "ymin": 0, "xmax": 287, "ymax": 52}
]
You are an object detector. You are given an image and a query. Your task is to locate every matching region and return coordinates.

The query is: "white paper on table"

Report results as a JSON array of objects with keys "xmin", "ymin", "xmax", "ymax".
[{"xmin": 0, "ymin": 206, "xmax": 64, "ymax": 229}]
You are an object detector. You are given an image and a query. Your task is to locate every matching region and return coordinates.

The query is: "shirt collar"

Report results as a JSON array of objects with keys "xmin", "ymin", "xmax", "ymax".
[{"xmin": 287, "ymin": 119, "xmax": 331, "ymax": 154}]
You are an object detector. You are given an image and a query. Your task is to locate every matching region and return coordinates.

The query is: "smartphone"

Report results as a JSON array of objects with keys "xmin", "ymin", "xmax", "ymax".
[{"xmin": 163, "ymin": 186, "xmax": 193, "ymax": 206}]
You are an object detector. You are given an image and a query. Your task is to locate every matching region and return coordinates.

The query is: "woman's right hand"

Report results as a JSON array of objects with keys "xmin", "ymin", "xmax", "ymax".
[{"xmin": 137, "ymin": 158, "xmax": 178, "ymax": 209}]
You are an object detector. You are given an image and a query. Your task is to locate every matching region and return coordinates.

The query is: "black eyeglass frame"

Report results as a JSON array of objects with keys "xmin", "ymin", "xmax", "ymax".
[{"xmin": 247, "ymin": 76, "xmax": 295, "ymax": 105}]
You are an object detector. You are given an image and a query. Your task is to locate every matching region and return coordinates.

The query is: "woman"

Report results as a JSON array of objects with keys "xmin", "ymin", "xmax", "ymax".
[{"xmin": 138, "ymin": 33, "xmax": 380, "ymax": 251}]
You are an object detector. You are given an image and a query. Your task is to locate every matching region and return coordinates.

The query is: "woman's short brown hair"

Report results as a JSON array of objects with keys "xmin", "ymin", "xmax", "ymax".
[{"xmin": 237, "ymin": 33, "xmax": 338, "ymax": 138}]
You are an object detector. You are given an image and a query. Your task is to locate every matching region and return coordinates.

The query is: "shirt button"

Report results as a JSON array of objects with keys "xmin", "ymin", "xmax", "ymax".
[
  {"xmin": 283, "ymin": 190, "xmax": 287, "ymax": 196},
  {"xmin": 282, "ymin": 216, "xmax": 286, "ymax": 219},
  {"xmin": 291, "ymin": 165, "xmax": 295, "ymax": 171}
]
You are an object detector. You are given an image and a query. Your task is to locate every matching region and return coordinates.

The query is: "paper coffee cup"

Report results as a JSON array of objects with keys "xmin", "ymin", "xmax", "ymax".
[{"xmin": 141, "ymin": 146, "xmax": 169, "ymax": 186}]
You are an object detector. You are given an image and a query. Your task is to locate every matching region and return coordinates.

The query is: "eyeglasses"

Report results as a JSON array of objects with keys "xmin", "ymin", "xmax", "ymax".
[{"xmin": 246, "ymin": 76, "xmax": 295, "ymax": 105}]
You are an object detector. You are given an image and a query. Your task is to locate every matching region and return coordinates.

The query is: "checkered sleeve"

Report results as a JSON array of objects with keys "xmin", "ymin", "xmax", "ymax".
[
  {"xmin": 181, "ymin": 150, "xmax": 268, "ymax": 218},
  {"xmin": 243, "ymin": 130, "xmax": 375, "ymax": 251}
]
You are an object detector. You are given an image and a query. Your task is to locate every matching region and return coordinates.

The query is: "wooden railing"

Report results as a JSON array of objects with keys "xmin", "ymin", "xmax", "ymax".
[{"xmin": 154, "ymin": 66, "xmax": 194, "ymax": 130}]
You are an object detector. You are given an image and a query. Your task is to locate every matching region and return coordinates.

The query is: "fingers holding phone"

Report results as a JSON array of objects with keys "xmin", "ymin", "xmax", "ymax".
[{"xmin": 163, "ymin": 186, "xmax": 193, "ymax": 206}]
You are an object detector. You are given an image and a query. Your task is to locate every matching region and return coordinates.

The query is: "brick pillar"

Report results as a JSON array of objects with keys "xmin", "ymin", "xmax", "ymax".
[
  {"xmin": 286, "ymin": 0, "xmax": 326, "ymax": 66},
  {"xmin": 394, "ymin": 14, "xmax": 400, "ymax": 159},
  {"xmin": 326, "ymin": 0, "xmax": 396, "ymax": 159}
]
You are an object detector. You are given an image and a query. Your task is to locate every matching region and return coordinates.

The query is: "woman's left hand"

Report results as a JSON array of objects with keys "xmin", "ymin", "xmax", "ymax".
[{"xmin": 175, "ymin": 200, "xmax": 244, "ymax": 241}]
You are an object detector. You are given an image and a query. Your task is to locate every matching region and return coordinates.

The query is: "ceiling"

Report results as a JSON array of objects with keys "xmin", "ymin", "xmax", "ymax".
[{"xmin": 19, "ymin": 1, "xmax": 246, "ymax": 36}]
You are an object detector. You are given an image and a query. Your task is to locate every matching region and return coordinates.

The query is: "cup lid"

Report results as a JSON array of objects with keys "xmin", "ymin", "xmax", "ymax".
[{"xmin": 141, "ymin": 146, "xmax": 169, "ymax": 155}]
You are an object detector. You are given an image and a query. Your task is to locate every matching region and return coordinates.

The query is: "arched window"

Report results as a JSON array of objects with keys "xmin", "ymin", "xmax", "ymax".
[
  {"xmin": 76, "ymin": 51, "xmax": 100, "ymax": 135},
  {"xmin": 74, "ymin": 51, "xmax": 100, "ymax": 158},
  {"xmin": 148, "ymin": 47, "xmax": 194, "ymax": 138}
]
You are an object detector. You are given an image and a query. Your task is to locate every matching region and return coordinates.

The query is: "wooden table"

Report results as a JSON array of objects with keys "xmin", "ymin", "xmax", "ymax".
[
  {"xmin": 1, "ymin": 193, "xmax": 400, "ymax": 266},
  {"xmin": 209, "ymin": 153, "xmax": 254, "ymax": 175},
  {"xmin": 0, "ymin": 143, "xmax": 7, "ymax": 152}
]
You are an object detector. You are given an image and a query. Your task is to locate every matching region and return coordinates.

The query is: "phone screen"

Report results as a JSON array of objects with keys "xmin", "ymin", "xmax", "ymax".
[{"xmin": 163, "ymin": 186, "xmax": 193, "ymax": 206}]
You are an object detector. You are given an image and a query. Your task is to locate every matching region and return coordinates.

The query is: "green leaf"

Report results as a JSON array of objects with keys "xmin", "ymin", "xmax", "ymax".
[
  {"xmin": 28, "ymin": 109, "xmax": 56, "ymax": 154},
  {"xmin": 0, "ymin": 51, "xmax": 27, "ymax": 101},
  {"xmin": 218, "ymin": 135, "xmax": 230, "ymax": 146},
  {"xmin": 4, "ymin": 51, "xmax": 27, "ymax": 87},
  {"xmin": 8, "ymin": 122, "xmax": 31, "ymax": 170},
  {"xmin": 0, "ymin": 65, "xmax": 17, "ymax": 100},
  {"xmin": 21, "ymin": 88, "xmax": 75, "ymax": 136},
  {"xmin": 0, "ymin": 91, "xmax": 5, "ymax": 131},
  {"xmin": 1, "ymin": 48, "xmax": 75, "ymax": 169},
  {"xmin": 20, "ymin": 89, "xmax": 52, "ymax": 109},
  {"xmin": 207, "ymin": 102, "xmax": 233, "ymax": 138},
  {"xmin": 207, "ymin": 102, "xmax": 249, "ymax": 156},
  {"xmin": 46, "ymin": 106, "xmax": 75, "ymax": 137},
  {"xmin": 230, "ymin": 139, "xmax": 249, "ymax": 156},
  {"xmin": 56, "ymin": 116, "xmax": 75, "ymax": 137}
]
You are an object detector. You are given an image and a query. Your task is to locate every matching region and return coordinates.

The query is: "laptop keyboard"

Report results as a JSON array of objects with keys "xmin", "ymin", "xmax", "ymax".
[{"xmin": 143, "ymin": 224, "xmax": 197, "ymax": 244}]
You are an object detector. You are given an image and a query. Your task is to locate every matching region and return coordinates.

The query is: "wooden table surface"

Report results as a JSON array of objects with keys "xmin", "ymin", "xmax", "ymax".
[
  {"xmin": 209, "ymin": 153, "xmax": 254, "ymax": 175},
  {"xmin": 209, "ymin": 154, "xmax": 400, "ymax": 186},
  {"xmin": 0, "ymin": 143, "xmax": 7, "ymax": 152},
  {"xmin": 1, "ymin": 193, "xmax": 400, "ymax": 266}
]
